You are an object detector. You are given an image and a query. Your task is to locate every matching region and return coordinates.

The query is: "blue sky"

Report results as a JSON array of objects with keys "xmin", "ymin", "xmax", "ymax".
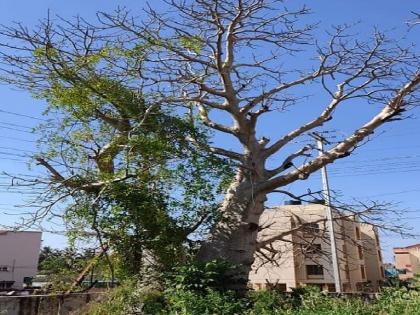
[{"xmin": 0, "ymin": 0, "xmax": 419, "ymax": 263}]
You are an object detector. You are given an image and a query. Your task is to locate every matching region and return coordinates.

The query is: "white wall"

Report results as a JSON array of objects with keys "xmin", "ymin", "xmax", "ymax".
[{"xmin": 0, "ymin": 231, "xmax": 42, "ymax": 289}]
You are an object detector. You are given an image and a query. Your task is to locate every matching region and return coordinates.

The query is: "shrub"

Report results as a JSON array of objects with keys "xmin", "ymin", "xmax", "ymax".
[
  {"xmin": 85, "ymin": 267, "xmax": 420, "ymax": 315},
  {"xmin": 85, "ymin": 285, "xmax": 420, "ymax": 315},
  {"xmin": 84, "ymin": 279, "xmax": 165, "ymax": 315},
  {"xmin": 166, "ymin": 259, "xmax": 239, "ymax": 292},
  {"xmin": 165, "ymin": 289, "xmax": 247, "ymax": 315},
  {"xmin": 247, "ymin": 289, "xmax": 292, "ymax": 314},
  {"xmin": 373, "ymin": 287, "xmax": 420, "ymax": 315},
  {"xmin": 84, "ymin": 280, "xmax": 138, "ymax": 315}
]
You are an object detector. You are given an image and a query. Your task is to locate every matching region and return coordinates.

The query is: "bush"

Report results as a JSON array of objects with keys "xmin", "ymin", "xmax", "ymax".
[
  {"xmin": 85, "ymin": 284, "xmax": 420, "ymax": 315},
  {"xmin": 247, "ymin": 289, "xmax": 292, "ymax": 314},
  {"xmin": 165, "ymin": 289, "xmax": 247, "ymax": 315},
  {"xmin": 373, "ymin": 287, "xmax": 420, "ymax": 315},
  {"xmin": 166, "ymin": 259, "xmax": 239, "ymax": 292},
  {"xmin": 85, "ymin": 260, "xmax": 420, "ymax": 315},
  {"xmin": 85, "ymin": 280, "xmax": 139, "ymax": 315}
]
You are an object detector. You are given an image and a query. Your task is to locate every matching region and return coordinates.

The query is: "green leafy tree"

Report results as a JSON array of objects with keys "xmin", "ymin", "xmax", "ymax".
[
  {"xmin": 1, "ymin": 0, "xmax": 419, "ymax": 288},
  {"xmin": 38, "ymin": 246, "xmax": 91, "ymax": 274},
  {"xmin": 0, "ymin": 15, "xmax": 233, "ymax": 278},
  {"xmin": 98, "ymin": 0, "xmax": 419, "ymax": 281}
]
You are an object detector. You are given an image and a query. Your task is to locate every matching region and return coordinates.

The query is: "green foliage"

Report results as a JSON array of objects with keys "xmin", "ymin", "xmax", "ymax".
[
  {"xmin": 86, "ymin": 284, "xmax": 246, "ymax": 315},
  {"xmin": 165, "ymin": 289, "xmax": 246, "ymax": 315},
  {"xmin": 248, "ymin": 289, "xmax": 293, "ymax": 314},
  {"xmin": 86, "ymin": 283, "xmax": 420, "ymax": 315},
  {"xmin": 8, "ymin": 28, "xmax": 235, "ymax": 280},
  {"xmin": 85, "ymin": 279, "xmax": 145, "ymax": 315},
  {"xmin": 37, "ymin": 246, "xmax": 97, "ymax": 292},
  {"xmin": 85, "ymin": 262, "xmax": 420, "ymax": 315},
  {"xmin": 167, "ymin": 259, "xmax": 238, "ymax": 292},
  {"xmin": 38, "ymin": 246, "xmax": 93, "ymax": 274},
  {"xmin": 373, "ymin": 287, "xmax": 420, "ymax": 315},
  {"xmin": 178, "ymin": 35, "xmax": 204, "ymax": 54}
]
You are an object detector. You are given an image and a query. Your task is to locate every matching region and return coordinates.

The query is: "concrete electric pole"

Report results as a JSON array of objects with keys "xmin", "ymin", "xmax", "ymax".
[{"xmin": 313, "ymin": 132, "xmax": 342, "ymax": 293}]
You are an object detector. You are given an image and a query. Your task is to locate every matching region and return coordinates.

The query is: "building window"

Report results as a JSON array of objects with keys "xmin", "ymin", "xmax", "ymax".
[
  {"xmin": 304, "ymin": 244, "xmax": 322, "ymax": 255},
  {"xmin": 378, "ymin": 250, "xmax": 382, "ymax": 262},
  {"xmin": 327, "ymin": 283, "xmax": 336, "ymax": 292},
  {"xmin": 358, "ymin": 245, "xmax": 364, "ymax": 260},
  {"xmin": 0, "ymin": 281, "xmax": 14, "ymax": 289},
  {"xmin": 355, "ymin": 227, "xmax": 361, "ymax": 240},
  {"xmin": 303, "ymin": 223, "xmax": 320, "ymax": 237},
  {"xmin": 267, "ymin": 283, "xmax": 287, "ymax": 291},
  {"xmin": 306, "ymin": 265, "xmax": 324, "ymax": 278},
  {"xmin": 342, "ymin": 283, "xmax": 351, "ymax": 292},
  {"xmin": 0, "ymin": 266, "xmax": 9, "ymax": 272},
  {"xmin": 380, "ymin": 266, "xmax": 385, "ymax": 278},
  {"xmin": 307, "ymin": 283, "xmax": 324, "ymax": 290},
  {"xmin": 345, "ymin": 265, "xmax": 350, "ymax": 280},
  {"xmin": 360, "ymin": 265, "xmax": 366, "ymax": 279}
]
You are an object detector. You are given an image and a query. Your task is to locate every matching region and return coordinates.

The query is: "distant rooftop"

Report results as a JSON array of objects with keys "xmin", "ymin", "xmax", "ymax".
[
  {"xmin": 394, "ymin": 243, "xmax": 420, "ymax": 250},
  {"xmin": 0, "ymin": 230, "xmax": 42, "ymax": 235}
]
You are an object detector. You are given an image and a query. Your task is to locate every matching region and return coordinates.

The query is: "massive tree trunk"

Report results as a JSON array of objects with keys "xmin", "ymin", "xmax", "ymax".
[{"xmin": 197, "ymin": 168, "xmax": 268, "ymax": 282}]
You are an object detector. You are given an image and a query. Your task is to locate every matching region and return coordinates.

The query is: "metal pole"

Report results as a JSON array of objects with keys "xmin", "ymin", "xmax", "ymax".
[{"xmin": 316, "ymin": 137, "xmax": 342, "ymax": 293}]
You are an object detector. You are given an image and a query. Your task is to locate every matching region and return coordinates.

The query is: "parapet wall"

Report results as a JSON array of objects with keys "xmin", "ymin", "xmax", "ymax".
[{"xmin": 0, "ymin": 292, "xmax": 103, "ymax": 315}]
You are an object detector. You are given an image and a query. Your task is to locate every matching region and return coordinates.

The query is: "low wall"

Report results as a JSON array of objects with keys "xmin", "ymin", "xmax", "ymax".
[{"xmin": 0, "ymin": 292, "xmax": 103, "ymax": 315}]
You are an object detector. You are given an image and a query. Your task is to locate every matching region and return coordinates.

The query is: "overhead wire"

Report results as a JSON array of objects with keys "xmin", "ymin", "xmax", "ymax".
[
  {"xmin": 0, "ymin": 121, "xmax": 34, "ymax": 130},
  {"xmin": 0, "ymin": 125, "xmax": 38, "ymax": 134},
  {"xmin": 0, "ymin": 109, "xmax": 48, "ymax": 121},
  {"xmin": 1, "ymin": 136, "xmax": 38, "ymax": 143}
]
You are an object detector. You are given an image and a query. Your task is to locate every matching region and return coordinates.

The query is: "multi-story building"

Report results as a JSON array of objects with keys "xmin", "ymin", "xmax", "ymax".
[
  {"xmin": 0, "ymin": 230, "xmax": 42, "ymax": 289},
  {"xmin": 393, "ymin": 243, "xmax": 420, "ymax": 280},
  {"xmin": 248, "ymin": 202, "xmax": 384, "ymax": 292}
]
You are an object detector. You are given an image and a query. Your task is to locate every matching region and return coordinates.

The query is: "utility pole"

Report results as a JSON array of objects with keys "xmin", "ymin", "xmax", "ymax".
[{"xmin": 313, "ymin": 132, "xmax": 342, "ymax": 293}]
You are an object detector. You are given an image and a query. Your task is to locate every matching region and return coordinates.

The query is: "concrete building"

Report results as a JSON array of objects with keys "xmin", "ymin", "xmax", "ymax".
[
  {"xmin": 393, "ymin": 243, "xmax": 420, "ymax": 280},
  {"xmin": 0, "ymin": 230, "xmax": 42, "ymax": 289},
  {"xmin": 249, "ymin": 203, "xmax": 384, "ymax": 292}
]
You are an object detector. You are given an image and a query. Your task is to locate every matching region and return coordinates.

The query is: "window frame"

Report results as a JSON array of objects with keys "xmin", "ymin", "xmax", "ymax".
[
  {"xmin": 306, "ymin": 264, "xmax": 324, "ymax": 278},
  {"xmin": 360, "ymin": 265, "xmax": 366, "ymax": 279},
  {"xmin": 304, "ymin": 243, "xmax": 322, "ymax": 256}
]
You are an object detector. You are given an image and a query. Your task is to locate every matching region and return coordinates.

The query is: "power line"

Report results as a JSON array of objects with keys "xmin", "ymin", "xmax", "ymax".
[
  {"xmin": 336, "ymin": 154, "xmax": 420, "ymax": 164},
  {"xmin": 358, "ymin": 188, "xmax": 420, "ymax": 198},
  {"xmin": 327, "ymin": 163, "xmax": 420, "ymax": 174},
  {"xmin": 329, "ymin": 162, "xmax": 420, "ymax": 173},
  {"xmin": 0, "ymin": 151, "xmax": 31, "ymax": 158},
  {"xmin": 0, "ymin": 121, "xmax": 34, "ymax": 130},
  {"xmin": 0, "ymin": 146, "xmax": 36, "ymax": 154},
  {"xmin": 0, "ymin": 157, "xmax": 28, "ymax": 162},
  {"xmin": 0, "ymin": 125, "xmax": 37, "ymax": 134},
  {"xmin": 1, "ymin": 136, "xmax": 38, "ymax": 143},
  {"xmin": 328, "ymin": 168, "xmax": 420, "ymax": 178},
  {"xmin": 0, "ymin": 109, "xmax": 47, "ymax": 121}
]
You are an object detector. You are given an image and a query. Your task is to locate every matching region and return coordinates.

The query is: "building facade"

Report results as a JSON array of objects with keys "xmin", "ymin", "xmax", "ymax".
[
  {"xmin": 248, "ymin": 203, "xmax": 384, "ymax": 292},
  {"xmin": 0, "ymin": 230, "xmax": 42, "ymax": 289},
  {"xmin": 393, "ymin": 243, "xmax": 420, "ymax": 280}
]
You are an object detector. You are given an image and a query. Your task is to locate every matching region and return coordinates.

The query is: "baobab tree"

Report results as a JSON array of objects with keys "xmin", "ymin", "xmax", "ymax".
[
  {"xmin": 99, "ymin": 0, "xmax": 419, "ymax": 272},
  {"xmin": 0, "ymin": 0, "xmax": 418, "ymax": 283}
]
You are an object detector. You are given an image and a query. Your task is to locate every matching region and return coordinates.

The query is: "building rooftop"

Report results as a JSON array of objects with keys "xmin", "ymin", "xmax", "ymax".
[
  {"xmin": 393, "ymin": 243, "xmax": 420, "ymax": 250},
  {"xmin": 0, "ymin": 230, "xmax": 42, "ymax": 235}
]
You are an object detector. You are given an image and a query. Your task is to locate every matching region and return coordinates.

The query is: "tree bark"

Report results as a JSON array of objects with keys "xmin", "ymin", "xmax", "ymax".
[{"xmin": 197, "ymin": 171, "xmax": 267, "ymax": 283}]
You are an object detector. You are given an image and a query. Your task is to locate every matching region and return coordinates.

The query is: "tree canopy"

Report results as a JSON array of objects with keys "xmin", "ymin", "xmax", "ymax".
[{"xmin": 0, "ymin": 0, "xmax": 418, "ymax": 287}]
